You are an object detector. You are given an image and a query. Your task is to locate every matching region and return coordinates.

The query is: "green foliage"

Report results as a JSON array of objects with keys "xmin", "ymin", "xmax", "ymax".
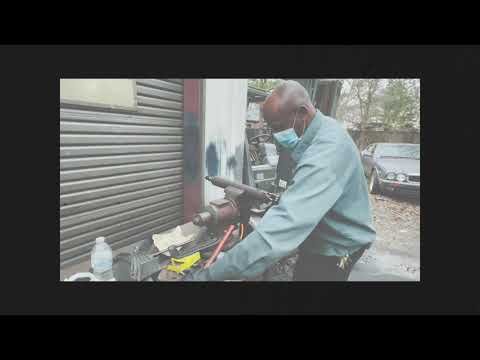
[
  {"xmin": 381, "ymin": 79, "xmax": 419, "ymax": 130},
  {"xmin": 248, "ymin": 79, "xmax": 282, "ymax": 91}
]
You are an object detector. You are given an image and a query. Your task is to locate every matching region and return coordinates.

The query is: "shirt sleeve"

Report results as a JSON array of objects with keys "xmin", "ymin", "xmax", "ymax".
[{"xmin": 204, "ymin": 141, "xmax": 345, "ymax": 281}]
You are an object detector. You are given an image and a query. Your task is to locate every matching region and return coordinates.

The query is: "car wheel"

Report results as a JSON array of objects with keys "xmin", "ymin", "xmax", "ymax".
[{"xmin": 369, "ymin": 169, "xmax": 380, "ymax": 194}]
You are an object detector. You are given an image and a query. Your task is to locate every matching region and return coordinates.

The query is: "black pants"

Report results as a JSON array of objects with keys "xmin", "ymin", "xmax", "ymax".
[{"xmin": 293, "ymin": 247, "xmax": 366, "ymax": 281}]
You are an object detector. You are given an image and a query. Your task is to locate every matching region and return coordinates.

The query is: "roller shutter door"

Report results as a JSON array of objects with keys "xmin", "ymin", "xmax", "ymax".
[{"xmin": 60, "ymin": 79, "xmax": 184, "ymax": 268}]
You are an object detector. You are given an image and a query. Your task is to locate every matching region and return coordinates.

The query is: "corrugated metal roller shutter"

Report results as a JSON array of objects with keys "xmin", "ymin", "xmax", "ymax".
[{"xmin": 60, "ymin": 79, "xmax": 185, "ymax": 268}]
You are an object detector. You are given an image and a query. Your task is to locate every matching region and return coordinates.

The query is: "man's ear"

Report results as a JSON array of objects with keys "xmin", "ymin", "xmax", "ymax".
[{"xmin": 297, "ymin": 105, "xmax": 308, "ymax": 117}]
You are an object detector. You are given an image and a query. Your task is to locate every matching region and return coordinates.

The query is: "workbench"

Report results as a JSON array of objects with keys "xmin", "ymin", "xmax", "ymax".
[{"xmin": 60, "ymin": 221, "xmax": 201, "ymax": 281}]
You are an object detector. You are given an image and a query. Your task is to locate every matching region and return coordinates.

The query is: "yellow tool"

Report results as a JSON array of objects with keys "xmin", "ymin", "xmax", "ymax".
[{"xmin": 164, "ymin": 252, "xmax": 201, "ymax": 274}]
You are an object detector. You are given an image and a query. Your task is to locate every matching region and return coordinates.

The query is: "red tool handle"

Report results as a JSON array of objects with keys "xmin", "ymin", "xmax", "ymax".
[{"xmin": 204, "ymin": 224, "xmax": 236, "ymax": 269}]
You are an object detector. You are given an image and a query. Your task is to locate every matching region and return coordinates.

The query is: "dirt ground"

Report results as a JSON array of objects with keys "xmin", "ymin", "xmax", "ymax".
[
  {"xmin": 352, "ymin": 193, "xmax": 420, "ymax": 281},
  {"xmin": 265, "ymin": 193, "xmax": 421, "ymax": 281}
]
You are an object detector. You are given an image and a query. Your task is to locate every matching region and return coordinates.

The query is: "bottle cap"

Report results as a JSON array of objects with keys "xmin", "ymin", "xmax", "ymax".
[{"xmin": 95, "ymin": 237, "xmax": 106, "ymax": 244}]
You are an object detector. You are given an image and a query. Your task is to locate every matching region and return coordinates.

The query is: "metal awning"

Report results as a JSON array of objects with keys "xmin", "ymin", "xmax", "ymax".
[
  {"xmin": 288, "ymin": 79, "xmax": 342, "ymax": 117},
  {"xmin": 248, "ymin": 86, "xmax": 269, "ymax": 101}
]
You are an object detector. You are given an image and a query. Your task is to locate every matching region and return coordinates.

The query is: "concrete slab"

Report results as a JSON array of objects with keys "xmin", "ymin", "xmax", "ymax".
[{"xmin": 349, "ymin": 262, "xmax": 417, "ymax": 282}]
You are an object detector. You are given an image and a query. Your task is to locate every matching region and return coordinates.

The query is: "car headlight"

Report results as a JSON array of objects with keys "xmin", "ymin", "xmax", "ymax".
[
  {"xmin": 396, "ymin": 173, "xmax": 407, "ymax": 182},
  {"xmin": 386, "ymin": 172, "xmax": 396, "ymax": 180}
]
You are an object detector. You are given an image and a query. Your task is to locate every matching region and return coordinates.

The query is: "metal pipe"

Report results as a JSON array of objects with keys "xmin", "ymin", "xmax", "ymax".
[
  {"xmin": 204, "ymin": 224, "xmax": 236, "ymax": 268},
  {"xmin": 205, "ymin": 176, "xmax": 271, "ymax": 203}
]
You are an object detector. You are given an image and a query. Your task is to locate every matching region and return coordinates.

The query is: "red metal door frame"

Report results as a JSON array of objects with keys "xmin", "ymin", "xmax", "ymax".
[{"xmin": 183, "ymin": 79, "xmax": 203, "ymax": 222}]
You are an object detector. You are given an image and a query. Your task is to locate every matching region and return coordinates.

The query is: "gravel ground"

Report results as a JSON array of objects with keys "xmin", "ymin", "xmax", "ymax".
[
  {"xmin": 359, "ymin": 194, "xmax": 420, "ymax": 280},
  {"xmin": 264, "ymin": 193, "xmax": 421, "ymax": 281}
]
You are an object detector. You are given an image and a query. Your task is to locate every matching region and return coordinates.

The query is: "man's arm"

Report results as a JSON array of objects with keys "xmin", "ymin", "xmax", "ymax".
[{"xmin": 200, "ymin": 143, "xmax": 345, "ymax": 281}]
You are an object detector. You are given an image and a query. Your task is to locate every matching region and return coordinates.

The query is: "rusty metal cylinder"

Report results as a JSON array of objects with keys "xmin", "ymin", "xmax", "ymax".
[
  {"xmin": 192, "ymin": 212, "xmax": 213, "ymax": 227},
  {"xmin": 192, "ymin": 199, "xmax": 240, "ymax": 227}
]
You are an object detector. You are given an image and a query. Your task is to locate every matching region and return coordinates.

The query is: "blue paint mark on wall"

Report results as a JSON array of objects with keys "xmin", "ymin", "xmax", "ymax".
[
  {"xmin": 206, "ymin": 142, "xmax": 219, "ymax": 176},
  {"xmin": 227, "ymin": 156, "xmax": 237, "ymax": 170},
  {"xmin": 206, "ymin": 141, "xmax": 244, "ymax": 180}
]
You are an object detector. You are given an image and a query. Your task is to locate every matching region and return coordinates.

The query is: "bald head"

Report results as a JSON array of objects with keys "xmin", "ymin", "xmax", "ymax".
[{"xmin": 263, "ymin": 80, "xmax": 316, "ymax": 135}]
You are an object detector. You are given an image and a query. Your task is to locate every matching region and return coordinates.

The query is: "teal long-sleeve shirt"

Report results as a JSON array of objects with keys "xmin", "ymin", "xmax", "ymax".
[{"xmin": 201, "ymin": 110, "xmax": 376, "ymax": 281}]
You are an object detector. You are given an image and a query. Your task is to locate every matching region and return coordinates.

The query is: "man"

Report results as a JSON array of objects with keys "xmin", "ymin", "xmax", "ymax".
[{"xmin": 185, "ymin": 80, "xmax": 376, "ymax": 281}]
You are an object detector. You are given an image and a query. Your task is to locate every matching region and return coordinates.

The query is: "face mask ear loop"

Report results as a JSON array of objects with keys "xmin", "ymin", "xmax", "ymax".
[
  {"xmin": 294, "ymin": 109, "xmax": 306, "ymax": 138},
  {"xmin": 292, "ymin": 110, "xmax": 298, "ymax": 130}
]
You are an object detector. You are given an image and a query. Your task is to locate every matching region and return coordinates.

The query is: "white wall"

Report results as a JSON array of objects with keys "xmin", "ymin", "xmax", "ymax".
[
  {"xmin": 203, "ymin": 79, "xmax": 248, "ymax": 204},
  {"xmin": 60, "ymin": 79, "xmax": 136, "ymax": 108}
]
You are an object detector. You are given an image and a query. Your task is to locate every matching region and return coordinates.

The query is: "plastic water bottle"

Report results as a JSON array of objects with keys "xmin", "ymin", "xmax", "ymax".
[{"xmin": 91, "ymin": 237, "xmax": 115, "ymax": 281}]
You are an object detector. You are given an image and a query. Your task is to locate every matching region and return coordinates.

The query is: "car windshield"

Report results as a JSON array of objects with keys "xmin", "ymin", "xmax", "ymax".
[{"xmin": 375, "ymin": 144, "xmax": 420, "ymax": 159}]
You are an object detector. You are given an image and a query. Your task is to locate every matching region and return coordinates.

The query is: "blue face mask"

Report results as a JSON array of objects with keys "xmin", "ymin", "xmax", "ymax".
[{"xmin": 273, "ymin": 111, "xmax": 305, "ymax": 151}]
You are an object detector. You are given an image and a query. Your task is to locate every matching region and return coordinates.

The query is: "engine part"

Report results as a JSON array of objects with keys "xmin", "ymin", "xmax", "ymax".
[{"xmin": 192, "ymin": 197, "xmax": 240, "ymax": 227}]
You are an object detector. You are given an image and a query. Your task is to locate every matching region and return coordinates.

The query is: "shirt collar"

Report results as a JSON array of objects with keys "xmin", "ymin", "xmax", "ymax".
[{"xmin": 291, "ymin": 110, "xmax": 323, "ymax": 163}]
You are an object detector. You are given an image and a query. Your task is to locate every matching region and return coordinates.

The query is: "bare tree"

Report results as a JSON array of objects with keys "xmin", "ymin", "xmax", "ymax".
[
  {"xmin": 350, "ymin": 79, "xmax": 382, "ymax": 149},
  {"xmin": 336, "ymin": 79, "xmax": 362, "ymax": 127},
  {"xmin": 353, "ymin": 79, "xmax": 381, "ymax": 127},
  {"xmin": 336, "ymin": 79, "xmax": 420, "ymax": 149}
]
